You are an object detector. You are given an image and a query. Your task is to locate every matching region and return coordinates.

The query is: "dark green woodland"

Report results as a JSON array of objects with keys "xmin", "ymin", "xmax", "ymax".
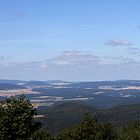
[{"xmin": 1, "ymin": 96, "xmax": 140, "ymax": 140}]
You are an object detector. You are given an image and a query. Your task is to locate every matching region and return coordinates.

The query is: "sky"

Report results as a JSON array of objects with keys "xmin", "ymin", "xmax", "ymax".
[{"xmin": 0, "ymin": 0, "xmax": 140, "ymax": 81}]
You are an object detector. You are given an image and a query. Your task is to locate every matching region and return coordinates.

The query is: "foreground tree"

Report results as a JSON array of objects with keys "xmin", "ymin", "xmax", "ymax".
[
  {"xmin": 31, "ymin": 129, "xmax": 52, "ymax": 140},
  {"xmin": 119, "ymin": 121, "xmax": 140, "ymax": 140},
  {"xmin": 0, "ymin": 95, "xmax": 41, "ymax": 140},
  {"xmin": 56, "ymin": 113, "xmax": 118, "ymax": 140}
]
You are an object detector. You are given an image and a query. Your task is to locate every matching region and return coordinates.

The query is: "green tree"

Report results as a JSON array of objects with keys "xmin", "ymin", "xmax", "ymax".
[
  {"xmin": 31, "ymin": 129, "xmax": 52, "ymax": 140},
  {"xmin": 119, "ymin": 121, "xmax": 140, "ymax": 140},
  {"xmin": 56, "ymin": 113, "xmax": 117, "ymax": 140},
  {"xmin": 0, "ymin": 95, "xmax": 41, "ymax": 140}
]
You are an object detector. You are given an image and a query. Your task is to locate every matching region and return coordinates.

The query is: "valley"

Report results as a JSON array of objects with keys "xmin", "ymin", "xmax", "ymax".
[{"xmin": 1, "ymin": 80, "xmax": 140, "ymax": 109}]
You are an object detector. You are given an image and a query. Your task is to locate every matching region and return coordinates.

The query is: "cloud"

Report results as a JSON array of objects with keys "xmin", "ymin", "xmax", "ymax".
[
  {"xmin": 0, "ymin": 51, "xmax": 137, "ymax": 71},
  {"xmin": 1, "ymin": 51, "xmax": 140, "ymax": 81},
  {"xmin": 46, "ymin": 51, "xmax": 100, "ymax": 66},
  {"xmin": 57, "ymin": 51, "xmax": 98, "ymax": 60},
  {"xmin": 106, "ymin": 39, "xmax": 133, "ymax": 47},
  {"xmin": 102, "ymin": 55, "xmax": 136, "ymax": 65},
  {"xmin": 128, "ymin": 47, "xmax": 138, "ymax": 51},
  {"xmin": 0, "ymin": 60, "xmax": 48, "ymax": 72},
  {"xmin": 0, "ymin": 51, "xmax": 138, "ymax": 71},
  {"xmin": 127, "ymin": 47, "xmax": 139, "ymax": 55}
]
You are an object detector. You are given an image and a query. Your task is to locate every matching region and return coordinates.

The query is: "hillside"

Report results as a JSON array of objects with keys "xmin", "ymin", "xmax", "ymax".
[
  {"xmin": 38, "ymin": 102, "xmax": 96, "ymax": 134},
  {"xmin": 38, "ymin": 102, "xmax": 140, "ymax": 135}
]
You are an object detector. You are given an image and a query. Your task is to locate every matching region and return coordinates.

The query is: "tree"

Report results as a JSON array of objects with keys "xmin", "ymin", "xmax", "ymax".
[
  {"xmin": 0, "ymin": 95, "xmax": 41, "ymax": 140},
  {"xmin": 56, "ymin": 113, "xmax": 118, "ymax": 140},
  {"xmin": 31, "ymin": 129, "xmax": 52, "ymax": 140},
  {"xmin": 119, "ymin": 121, "xmax": 140, "ymax": 140}
]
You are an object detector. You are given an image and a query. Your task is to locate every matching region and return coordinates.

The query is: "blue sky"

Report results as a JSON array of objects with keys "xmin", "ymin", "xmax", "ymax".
[{"xmin": 0, "ymin": 0, "xmax": 140, "ymax": 81}]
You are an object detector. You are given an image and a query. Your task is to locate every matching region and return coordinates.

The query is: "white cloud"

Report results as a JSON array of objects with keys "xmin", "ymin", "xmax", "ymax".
[
  {"xmin": 46, "ymin": 51, "xmax": 100, "ymax": 66},
  {"xmin": 1, "ymin": 51, "xmax": 140, "ymax": 81},
  {"xmin": 107, "ymin": 39, "xmax": 133, "ymax": 47}
]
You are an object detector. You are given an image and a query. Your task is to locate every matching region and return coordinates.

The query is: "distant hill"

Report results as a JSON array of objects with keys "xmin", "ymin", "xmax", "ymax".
[
  {"xmin": 1, "ymin": 79, "xmax": 140, "ymax": 89},
  {"xmin": 22, "ymin": 81, "xmax": 50, "ymax": 88},
  {"xmin": 0, "ymin": 79, "xmax": 25, "ymax": 85},
  {"xmin": 0, "ymin": 83, "xmax": 26, "ymax": 90},
  {"xmin": 45, "ymin": 80, "xmax": 68, "ymax": 84},
  {"xmin": 68, "ymin": 80, "xmax": 140, "ymax": 88}
]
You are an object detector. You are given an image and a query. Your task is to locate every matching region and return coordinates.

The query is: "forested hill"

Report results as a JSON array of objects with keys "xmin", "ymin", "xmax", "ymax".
[{"xmin": 38, "ymin": 102, "xmax": 140, "ymax": 135}]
